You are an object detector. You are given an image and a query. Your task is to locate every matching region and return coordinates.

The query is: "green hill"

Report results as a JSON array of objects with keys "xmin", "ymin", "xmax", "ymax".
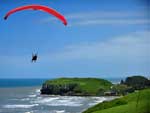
[
  {"xmin": 83, "ymin": 89, "xmax": 150, "ymax": 113},
  {"xmin": 41, "ymin": 78, "xmax": 112, "ymax": 96}
]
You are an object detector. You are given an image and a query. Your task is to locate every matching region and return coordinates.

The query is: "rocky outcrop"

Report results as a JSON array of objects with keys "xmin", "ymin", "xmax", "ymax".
[{"xmin": 40, "ymin": 78, "xmax": 112, "ymax": 96}]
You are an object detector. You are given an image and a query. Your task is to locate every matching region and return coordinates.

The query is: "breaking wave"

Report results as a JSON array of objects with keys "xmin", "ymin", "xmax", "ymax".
[{"xmin": 3, "ymin": 104, "xmax": 39, "ymax": 109}]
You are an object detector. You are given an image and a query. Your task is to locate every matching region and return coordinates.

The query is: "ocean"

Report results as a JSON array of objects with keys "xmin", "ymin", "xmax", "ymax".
[{"xmin": 0, "ymin": 79, "xmax": 119, "ymax": 113}]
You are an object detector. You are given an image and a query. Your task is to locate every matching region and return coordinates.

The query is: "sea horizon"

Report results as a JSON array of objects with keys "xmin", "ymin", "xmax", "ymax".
[{"xmin": 0, "ymin": 77, "xmax": 123, "ymax": 88}]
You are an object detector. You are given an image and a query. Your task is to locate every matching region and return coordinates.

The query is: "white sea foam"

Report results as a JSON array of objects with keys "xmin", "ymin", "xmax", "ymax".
[
  {"xmin": 54, "ymin": 110, "xmax": 65, "ymax": 113},
  {"xmin": 88, "ymin": 102, "xmax": 97, "ymax": 106},
  {"xmin": 47, "ymin": 103, "xmax": 82, "ymax": 107},
  {"xmin": 24, "ymin": 111, "xmax": 34, "ymax": 113},
  {"xmin": 32, "ymin": 96, "xmax": 84, "ymax": 107},
  {"xmin": 32, "ymin": 97, "xmax": 59, "ymax": 104},
  {"xmin": 21, "ymin": 98, "xmax": 30, "ymax": 101},
  {"xmin": 28, "ymin": 94, "xmax": 36, "ymax": 98},
  {"xmin": 46, "ymin": 100, "xmax": 83, "ymax": 107},
  {"xmin": 88, "ymin": 97, "xmax": 106, "ymax": 106},
  {"xmin": 10, "ymin": 98, "xmax": 20, "ymax": 101},
  {"xmin": 94, "ymin": 97, "xmax": 106, "ymax": 103},
  {"xmin": 35, "ymin": 89, "xmax": 41, "ymax": 93},
  {"xmin": 3, "ymin": 104, "xmax": 39, "ymax": 109},
  {"xmin": 30, "ymin": 95, "xmax": 111, "ymax": 107}
]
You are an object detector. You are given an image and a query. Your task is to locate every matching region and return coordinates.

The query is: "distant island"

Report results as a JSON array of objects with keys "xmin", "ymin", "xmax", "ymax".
[
  {"xmin": 41, "ymin": 78, "xmax": 112, "ymax": 96},
  {"xmin": 40, "ymin": 75, "xmax": 150, "ymax": 96}
]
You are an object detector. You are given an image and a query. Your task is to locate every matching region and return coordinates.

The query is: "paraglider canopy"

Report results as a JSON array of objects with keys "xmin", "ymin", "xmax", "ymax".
[{"xmin": 4, "ymin": 4, "xmax": 67, "ymax": 25}]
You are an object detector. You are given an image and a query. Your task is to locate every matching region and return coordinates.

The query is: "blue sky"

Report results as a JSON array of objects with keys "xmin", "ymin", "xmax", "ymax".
[{"xmin": 0, "ymin": 0, "xmax": 149, "ymax": 78}]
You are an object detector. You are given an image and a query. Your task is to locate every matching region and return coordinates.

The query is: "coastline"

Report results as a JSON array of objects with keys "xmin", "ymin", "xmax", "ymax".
[
  {"xmin": 0, "ymin": 78, "xmax": 122, "ymax": 113},
  {"xmin": 0, "ymin": 84, "xmax": 118, "ymax": 113}
]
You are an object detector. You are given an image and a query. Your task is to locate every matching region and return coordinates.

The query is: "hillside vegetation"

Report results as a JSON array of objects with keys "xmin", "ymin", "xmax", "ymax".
[
  {"xmin": 123, "ymin": 76, "xmax": 150, "ymax": 90},
  {"xmin": 83, "ymin": 89, "xmax": 150, "ymax": 113},
  {"xmin": 41, "ymin": 78, "xmax": 112, "ymax": 96}
]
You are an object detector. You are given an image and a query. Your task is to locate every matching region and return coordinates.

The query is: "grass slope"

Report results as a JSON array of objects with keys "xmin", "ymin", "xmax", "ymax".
[
  {"xmin": 83, "ymin": 89, "xmax": 150, "ymax": 113},
  {"xmin": 44, "ymin": 78, "xmax": 112, "ymax": 95}
]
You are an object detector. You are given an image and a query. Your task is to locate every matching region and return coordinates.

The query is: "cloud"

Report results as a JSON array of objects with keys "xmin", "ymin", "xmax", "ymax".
[
  {"xmin": 66, "ymin": 11, "xmax": 148, "ymax": 20},
  {"xmin": 40, "ymin": 11, "xmax": 150, "ymax": 26},
  {"xmin": 69, "ymin": 19, "xmax": 150, "ymax": 26},
  {"xmin": 44, "ymin": 31, "xmax": 150, "ymax": 62}
]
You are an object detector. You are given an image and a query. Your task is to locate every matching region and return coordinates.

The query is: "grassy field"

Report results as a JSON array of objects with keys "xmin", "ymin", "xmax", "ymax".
[
  {"xmin": 83, "ymin": 89, "xmax": 150, "ymax": 113},
  {"xmin": 44, "ymin": 78, "xmax": 112, "ymax": 95}
]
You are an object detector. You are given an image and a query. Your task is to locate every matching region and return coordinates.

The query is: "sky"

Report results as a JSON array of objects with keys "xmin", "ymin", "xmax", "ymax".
[{"xmin": 0, "ymin": 0, "xmax": 149, "ymax": 78}]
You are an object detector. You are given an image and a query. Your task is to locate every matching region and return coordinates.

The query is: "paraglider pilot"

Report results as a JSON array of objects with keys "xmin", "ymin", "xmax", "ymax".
[{"xmin": 32, "ymin": 53, "xmax": 38, "ymax": 62}]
